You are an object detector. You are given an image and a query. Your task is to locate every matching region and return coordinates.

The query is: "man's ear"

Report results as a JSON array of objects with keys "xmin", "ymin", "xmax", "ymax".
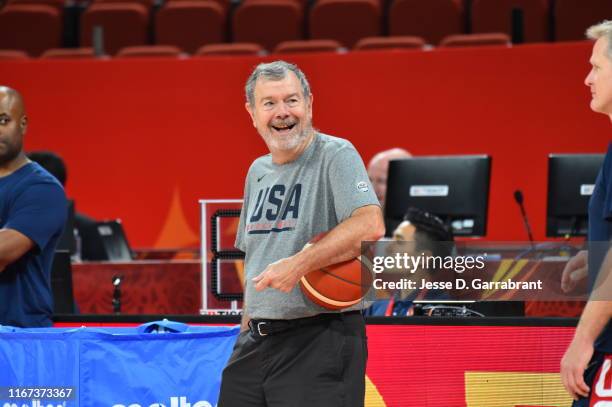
[
  {"xmin": 245, "ymin": 103, "xmax": 256, "ymax": 128},
  {"xmin": 20, "ymin": 115, "xmax": 28, "ymax": 134},
  {"xmin": 308, "ymin": 93, "xmax": 314, "ymax": 116}
]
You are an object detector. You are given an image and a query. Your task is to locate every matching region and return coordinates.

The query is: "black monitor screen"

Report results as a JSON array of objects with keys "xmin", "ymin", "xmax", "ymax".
[
  {"xmin": 51, "ymin": 250, "xmax": 75, "ymax": 314},
  {"xmin": 384, "ymin": 156, "xmax": 491, "ymax": 237},
  {"xmin": 80, "ymin": 220, "xmax": 133, "ymax": 261},
  {"xmin": 546, "ymin": 153, "xmax": 604, "ymax": 237}
]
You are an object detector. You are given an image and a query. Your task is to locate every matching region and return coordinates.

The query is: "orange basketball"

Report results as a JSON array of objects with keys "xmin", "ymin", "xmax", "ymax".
[{"xmin": 299, "ymin": 233, "xmax": 373, "ymax": 310}]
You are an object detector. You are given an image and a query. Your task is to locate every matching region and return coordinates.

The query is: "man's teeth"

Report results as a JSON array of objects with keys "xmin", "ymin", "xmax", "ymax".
[{"xmin": 273, "ymin": 124, "xmax": 294, "ymax": 130}]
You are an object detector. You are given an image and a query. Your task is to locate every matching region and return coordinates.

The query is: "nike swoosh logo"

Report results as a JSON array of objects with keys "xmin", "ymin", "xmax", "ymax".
[{"xmin": 257, "ymin": 173, "xmax": 269, "ymax": 182}]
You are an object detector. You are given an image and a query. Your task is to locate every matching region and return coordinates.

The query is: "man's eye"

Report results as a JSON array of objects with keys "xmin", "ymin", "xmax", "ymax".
[
  {"xmin": 264, "ymin": 101, "xmax": 274, "ymax": 107},
  {"xmin": 0, "ymin": 118, "xmax": 8, "ymax": 125}
]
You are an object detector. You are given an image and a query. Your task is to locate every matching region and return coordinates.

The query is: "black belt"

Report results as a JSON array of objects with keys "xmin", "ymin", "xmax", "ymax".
[{"xmin": 248, "ymin": 311, "xmax": 361, "ymax": 337}]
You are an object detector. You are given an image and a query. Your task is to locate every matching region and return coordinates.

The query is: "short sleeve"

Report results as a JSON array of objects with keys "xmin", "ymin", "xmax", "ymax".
[
  {"xmin": 327, "ymin": 145, "xmax": 380, "ymax": 222},
  {"xmin": 235, "ymin": 176, "xmax": 250, "ymax": 252},
  {"xmin": 5, "ymin": 182, "xmax": 67, "ymax": 253}
]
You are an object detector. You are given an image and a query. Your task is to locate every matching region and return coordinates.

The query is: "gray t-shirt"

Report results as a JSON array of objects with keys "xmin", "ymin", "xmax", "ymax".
[{"xmin": 235, "ymin": 132, "xmax": 380, "ymax": 320}]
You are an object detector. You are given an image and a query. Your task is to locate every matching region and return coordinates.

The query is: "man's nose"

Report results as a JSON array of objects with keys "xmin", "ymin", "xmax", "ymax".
[
  {"xmin": 585, "ymin": 69, "xmax": 594, "ymax": 87},
  {"xmin": 274, "ymin": 102, "xmax": 290, "ymax": 118}
]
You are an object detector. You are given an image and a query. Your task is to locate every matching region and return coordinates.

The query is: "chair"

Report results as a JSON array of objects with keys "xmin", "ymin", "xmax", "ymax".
[
  {"xmin": 233, "ymin": 0, "xmax": 303, "ymax": 52},
  {"xmin": 0, "ymin": 49, "xmax": 30, "ymax": 59},
  {"xmin": 6, "ymin": 0, "xmax": 65, "ymax": 14},
  {"xmin": 155, "ymin": 1, "xmax": 225, "ymax": 54},
  {"xmin": 40, "ymin": 47, "xmax": 98, "ymax": 58},
  {"xmin": 354, "ymin": 35, "xmax": 425, "ymax": 50},
  {"xmin": 93, "ymin": 0, "xmax": 155, "ymax": 9},
  {"xmin": 0, "ymin": 4, "xmax": 61, "ymax": 56},
  {"xmin": 439, "ymin": 33, "xmax": 510, "ymax": 47},
  {"xmin": 555, "ymin": 0, "xmax": 612, "ymax": 41},
  {"xmin": 116, "ymin": 44, "xmax": 183, "ymax": 57},
  {"xmin": 274, "ymin": 39, "xmax": 343, "ymax": 54},
  {"xmin": 195, "ymin": 42, "xmax": 265, "ymax": 56},
  {"xmin": 309, "ymin": 0, "xmax": 380, "ymax": 49},
  {"xmin": 388, "ymin": 0, "xmax": 463, "ymax": 45},
  {"xmin": 471, "ymin": 0, "xmax": 549, "ymax": 43},
  {"xmin": 81, "ymin": 2, "xmax": 149, "ymax": 55},
  {"xmin": 166, "ymin": 0, "xmax": 230, "ymax": 14}
]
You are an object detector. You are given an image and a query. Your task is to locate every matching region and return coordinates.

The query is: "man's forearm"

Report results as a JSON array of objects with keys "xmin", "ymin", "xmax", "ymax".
[
  {"xmin": 291, "ymin": 205, "xmax": 384, "ymax": 278},
  {"xmin": 0, "ymin": 228, "xmax": 34, "ymax": 273},
  {"xmin": 574, "ymin": 300, "xmax": 612, "ymax": 344},
  {"xmin": 576, "ymin": 247, "xmax": 612, "ymax": 342}
]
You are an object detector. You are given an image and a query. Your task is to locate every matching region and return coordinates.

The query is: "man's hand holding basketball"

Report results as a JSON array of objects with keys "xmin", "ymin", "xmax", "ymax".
[{"xmin": 253, "ymin": 257, "xmax": 304, "ymax": 293}]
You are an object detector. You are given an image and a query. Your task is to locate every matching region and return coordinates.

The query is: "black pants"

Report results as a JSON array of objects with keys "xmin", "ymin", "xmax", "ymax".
[{"xmin": 218, "ymin": 311, "xmax": 367, "ymax": 407}]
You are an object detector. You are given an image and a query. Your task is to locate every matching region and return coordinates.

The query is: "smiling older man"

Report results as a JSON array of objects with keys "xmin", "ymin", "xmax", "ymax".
[{"xmin": 218, "ymin": 61, "xmax": 384, "ymax": 407}]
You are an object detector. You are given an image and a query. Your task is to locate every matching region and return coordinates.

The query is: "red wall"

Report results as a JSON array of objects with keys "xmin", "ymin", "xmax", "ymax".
[{"xmin": 0, "ymin": 41, "xmax": 609, "ymax": 247}]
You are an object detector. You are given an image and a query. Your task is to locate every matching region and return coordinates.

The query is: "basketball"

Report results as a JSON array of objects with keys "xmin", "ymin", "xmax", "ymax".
[{"xmin": 299, "ymin": 233, "xmax": 374, "ymax": 310}]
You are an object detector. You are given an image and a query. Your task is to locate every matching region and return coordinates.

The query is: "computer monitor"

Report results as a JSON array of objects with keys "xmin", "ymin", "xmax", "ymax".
[
  {"xmin": 51, "ymin": 250, "xmax": 75, "ymax": 314},
  {"xmin": 384, "ymin": 155, "xmax": 491, "ymax": 237},
  {"xmin": 80, "ymin": 220, "xmax": 133, "ymax": 261},
  {"xmin": 546, "ymin": 153, "xmax": 604, "ymax": 237}
]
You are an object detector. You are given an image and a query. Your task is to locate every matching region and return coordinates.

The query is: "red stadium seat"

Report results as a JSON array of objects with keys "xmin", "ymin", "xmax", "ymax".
[
  {"xmin": 471, "ymin": 0, "xmax": 549, "ymax": 43},
  {"xmin": 388, "ymin": 0, "xmax": 463, "ymax": 45},
  {"xmin": 195, "ymin": 42, "xmax": 265, "ymax": 56},
  {"xmin": 116, "ymin": 45, "xmax": 183, "ymax": 57},
  {"xmin": 81, "ymin": 3, "xmax": 149, "ymax": 56},
  {"xmin": 233, "ymin": 0, "xmax": 303, "ymax": 52},
  {"xmin": 274, "ymin": 39, "xmax": 343, "ymax": 54},
  {"xmin": 309, "ymin": 0, "xmax": 380, "ymax": 49},
  {"xmin": 155, "ymin": 1, "xmax": 225, "ymax": 54},
  {"xmin": 6, "ymin": 0, "xmax": 65, "ymax": 14},
  {"xmin": 40, "ymin": 47, "xmax": 98, "ymax": 58},
  {"xmin": 439, "ymin": 33, "xmax": 511, "ymax": 47},
  {"xmin": 0, "ymin": 4, "xmax": 61, "ymax": 56},
  {"xmin": 166, "ymin": 0, "xmax": 230, "ymax": 15},
  {"xmin": 0, "ymin": 49, "xmax": 30, "ymax": 59},
  {"xmin": 555, "ymin": 0, "xmax": 612, "ymax": 41},
  {"xmin": 354, "ymin": 36, "xmax": 425, "ymax": 50},
  {"xmin": 93, "ymin": 0, "xmax": 154, "ymax": 9}
]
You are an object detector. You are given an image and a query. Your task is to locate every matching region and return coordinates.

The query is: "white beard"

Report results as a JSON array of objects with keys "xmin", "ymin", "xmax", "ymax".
[{"xmin": 264, "ymin": 122, "xmax": 312, "ymax": 152}]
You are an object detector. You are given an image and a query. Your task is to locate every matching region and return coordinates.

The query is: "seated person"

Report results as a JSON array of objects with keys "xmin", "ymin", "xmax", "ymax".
[
  {"xmin": 365, "ymin": 207, "xmax": 454, "ymax": 316},
  {"xmin": 367, "ymin": 148, "xmax": 411, "ymax": 207},
  {"xmin": 27, "ymin": 150, "xmax": 97, "ymax": 235}
]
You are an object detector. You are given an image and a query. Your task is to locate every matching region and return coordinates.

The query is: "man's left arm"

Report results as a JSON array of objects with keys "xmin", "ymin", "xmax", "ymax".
[
  {"xmin": 0, "ymin": 229, "xmax": 34, "ymax": 272},
  {"xmin": 561, "ymin": 246, "xmax": 612, "ymax": 400},
  {"xmin": 0, "ymin": 182, "xmax": 67, "ymax": 273},
  {"xmin": 254, "ymin": 204, "xmax": 384, "ymax": 292}
]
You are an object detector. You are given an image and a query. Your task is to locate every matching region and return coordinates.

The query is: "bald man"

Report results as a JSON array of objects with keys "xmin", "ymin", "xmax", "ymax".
[
  {"xmin": 367, "ymin": 148, "xmax": 411, "ymax": 207},
  {"xmin": 0, "ymin": 86, "xmax": 67, "ymax": 327}
]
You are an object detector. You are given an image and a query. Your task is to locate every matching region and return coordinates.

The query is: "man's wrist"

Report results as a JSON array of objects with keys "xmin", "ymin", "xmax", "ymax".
[
  {"xmin": 290, "ymin": 251, "xmax": 311, "ymax": 279},
  {"xmin": 573, "ymin": 327, "xmax": 597, "ymax": 345}
]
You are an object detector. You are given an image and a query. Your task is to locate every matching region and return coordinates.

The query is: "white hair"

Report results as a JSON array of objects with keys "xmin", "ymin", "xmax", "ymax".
[{"xmin": 586, "ymin": 20, "xmax": 612, "ymax": 59}]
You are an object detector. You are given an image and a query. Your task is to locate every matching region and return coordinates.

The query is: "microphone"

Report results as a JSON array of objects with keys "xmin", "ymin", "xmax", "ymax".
[
  {"xmin": 112, "ymin": 274, "xmax": 123, "ymax": 314},
  {"xmin": 514, "ymin": 190, "xmax": 535, "ymax": 247}
]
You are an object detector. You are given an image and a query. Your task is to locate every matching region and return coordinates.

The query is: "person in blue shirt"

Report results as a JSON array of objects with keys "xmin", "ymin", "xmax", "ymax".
[
  {"xmin": 0, "ymin": 86, "xmax": 67, "ymax": 327},
  {"xmin": 365, "ymin": 207, "xmax": 454, "ymax": 316},
  {"xmin": 560, "ymin": 21, "xmax": 612, "ymax": 405}
]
